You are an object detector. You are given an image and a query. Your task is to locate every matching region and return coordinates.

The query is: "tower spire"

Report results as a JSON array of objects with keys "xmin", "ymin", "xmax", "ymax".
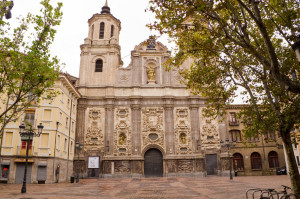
[{"xmin": 101, "ymin": 0, "xmax": 110, "ymax": 14}]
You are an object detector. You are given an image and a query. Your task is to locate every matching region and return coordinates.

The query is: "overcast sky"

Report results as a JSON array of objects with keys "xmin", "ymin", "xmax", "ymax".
[{"xmin": 10, "ymin": 0, "xmax": 172, "ymax": 77}]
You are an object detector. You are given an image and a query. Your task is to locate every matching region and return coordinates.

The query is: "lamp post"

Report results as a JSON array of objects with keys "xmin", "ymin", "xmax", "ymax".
[
  {"xmin": 75, "ymin": 141, "xmax": 83, "ymax": 183},
  {"xmin": 0, "ymin": 0, "xmax": 14, "ymax": 20},
  {"xmin": 220, "ymin": 138, "xmax": 235, "ymax": 180},
  {"xmin": 19, "ymin": 122, "xmax": 43, "ymax": 194}
]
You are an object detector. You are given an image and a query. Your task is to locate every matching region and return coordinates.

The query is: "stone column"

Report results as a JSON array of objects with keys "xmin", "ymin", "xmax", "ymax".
[
  {"xmin": 164, "ymin": 105, "xmax": 174, "ymax": 155},
  {"xmin": 76, "ymin": 103, "xmax": 87, "ymax": 144},
  {"xmin": 190, "ymin": 105, "xmax": 200, "ymax": 152},
  {"xmin": 105, "ymin": 105, "xmax": 114, "ymax": 155},
  {"xmin": 131, "ymin": 104, "xmax": 141, "ymax": 155}
]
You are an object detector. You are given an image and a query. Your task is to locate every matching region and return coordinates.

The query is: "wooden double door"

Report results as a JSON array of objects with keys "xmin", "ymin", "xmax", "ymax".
[{"xmin": 144, "ymin": 148, "xmax": 163, "ymax": 177}]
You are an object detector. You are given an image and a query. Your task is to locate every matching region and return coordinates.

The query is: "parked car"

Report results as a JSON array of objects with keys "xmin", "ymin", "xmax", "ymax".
[{"xmin": 276, "ymin": 166, "xmax": 287, "ymax": 175}]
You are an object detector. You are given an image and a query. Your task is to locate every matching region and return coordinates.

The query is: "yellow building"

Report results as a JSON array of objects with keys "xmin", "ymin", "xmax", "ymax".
[
  {"xmin": 0, "ymin": 73, "xmax": 80, "ymax": 184},
  {"xmin": 225, "ymin": 105, "xmax": 286, "ymax": 176}
]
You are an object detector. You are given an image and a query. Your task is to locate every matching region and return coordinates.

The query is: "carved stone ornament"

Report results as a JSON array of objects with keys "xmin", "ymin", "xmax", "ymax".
[
  {"xmin": 114, "ymin": 161, "xmax": 130, "ymax": 173},
  {"xmin": 119, "ymin": 71, "xmax": 129, "ymax": 81},
  {"xmin": 174, "ymin": 108, "xmax": 192, "ymax": 154},
  {"xmin": 199, "ymin": 108, "xmax": 220, "ymax": 149},
  {"xmin": 85, "ymin": 121, "xmax": 104, "ymax": 150},
  {"xmin": 141, "ymin": 107, "xmax": 165, "ymax": 151},
  {"xmin": 89, "ymin": 108, "xmax": 101, "ymax": 120},
  {"xmin": 177, "ymin": 160, "xmax": 193, "ymax": 172},
  {"xmin": 114, "ymin": 108, "xmax": 131, "ymax": 156}
]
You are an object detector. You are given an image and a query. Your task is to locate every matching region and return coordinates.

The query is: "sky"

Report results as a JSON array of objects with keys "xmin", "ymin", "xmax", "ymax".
[{"xmin": 9, "ymin": 0, "xmax": 172, "ymax": 77}]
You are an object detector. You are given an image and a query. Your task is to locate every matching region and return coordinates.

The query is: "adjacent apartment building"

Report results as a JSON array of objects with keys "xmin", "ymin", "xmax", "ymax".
[{"xmin": 0, "ymin": 74, "xmax": 80, "ymax": 184}]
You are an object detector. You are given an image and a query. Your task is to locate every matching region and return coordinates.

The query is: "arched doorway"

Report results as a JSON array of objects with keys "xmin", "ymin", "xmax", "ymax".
[{"xmin": 144, "ymin": 148, "xmax": 163, "ymax": 177}]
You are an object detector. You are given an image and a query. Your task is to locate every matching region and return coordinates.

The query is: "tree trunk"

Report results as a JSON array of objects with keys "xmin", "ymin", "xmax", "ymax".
[{"xmin": 281, "ymin": 131, "xmax": 300, "ymax": 199}]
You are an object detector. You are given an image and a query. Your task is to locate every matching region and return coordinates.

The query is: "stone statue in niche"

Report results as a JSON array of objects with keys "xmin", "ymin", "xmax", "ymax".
[
  {"xmin": 119, "ymin": 133, "xmax": 126, "ymax": 145},
  {"xmin": 147, "ymin": 67, "xmax": 156, "ymax": 84},
  {"xmin": 180, "ymin": 133, "xmax": 186, "ymax": 144}
]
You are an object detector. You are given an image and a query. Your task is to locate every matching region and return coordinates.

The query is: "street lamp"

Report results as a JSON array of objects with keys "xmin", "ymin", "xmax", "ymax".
[
  {"xmin": 75, "ymin": 141, "xmax": 83, "ymax": 183},
  {"xmin": 19, "ymin": 122, "xmax": 43, "ymax": 194},
  {"xmin": 0, "ymin": 0, "xmax": 14, "ymax": 20},
  {"xmin": 220, "ymin": 138, "xmax": 235, "ymax": 180}
]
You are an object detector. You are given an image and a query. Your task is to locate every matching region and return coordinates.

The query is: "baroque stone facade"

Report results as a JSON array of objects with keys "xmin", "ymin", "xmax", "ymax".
[{"xmin": 74, "ymin": 2, "xmax": 285, "ymax": 178}]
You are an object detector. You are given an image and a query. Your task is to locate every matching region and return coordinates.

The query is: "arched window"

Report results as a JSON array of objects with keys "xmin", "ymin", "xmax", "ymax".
[
  {"xmin": 99, "ymin": 22, "xmax": 105, "ymax": 39},
  {"xmin": 251, "ymin": 152, "xmax": 262, "ymax": 170},
  {"xmin": 233, "ymin": 153, "xmax": 244, "ymax": 171},
  {"xmin": 230, "ymin": 130, "xmax": 241, "ymax": 142},
  {"xmin": 110, "ymin": 25, "xmax": 114, "ymax": 37},
  {"xmin": 95, "ymin": 59, "xmax": 103, "ymax": 72},
  {"xmin": 268, "ymin": 151, "xmax": 279, "ymax": 168}
]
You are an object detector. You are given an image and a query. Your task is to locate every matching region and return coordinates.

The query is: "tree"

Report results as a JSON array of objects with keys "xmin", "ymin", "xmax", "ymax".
[
  {"xmin": 0, "ymin": 0, "xmax": 63, "ymax": 137},
  {"xmin": 148, "ymin": 0, "xmax": 300, "ymax": 197}
]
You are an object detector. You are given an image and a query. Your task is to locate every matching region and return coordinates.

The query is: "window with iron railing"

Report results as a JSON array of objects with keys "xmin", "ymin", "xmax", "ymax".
[
  {"xmin": 229, "ymin": 112, "xmax": 239, "ymax": 125},
  {"xmin": 264, "ymin": 130, "xmax": 275, "ymax": 141},
  {"xmin": 230, "ymin": 130, "xmax": 241, "ymax": 142}
]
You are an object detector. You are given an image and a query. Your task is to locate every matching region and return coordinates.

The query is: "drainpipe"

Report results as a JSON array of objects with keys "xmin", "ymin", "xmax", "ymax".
[
  {"xmin": 66, "ymin": 98, "xmax": 73, "ymax": 181},
  {"xmin": 53, "ymin": 121, "xmax": 59, "ymax": 183}
]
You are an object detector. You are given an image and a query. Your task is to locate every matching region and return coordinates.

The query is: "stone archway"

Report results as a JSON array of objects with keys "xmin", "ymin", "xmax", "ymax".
[{"xmin": 144, "ymin": 148, "xmax": 163, "ymax": 177}]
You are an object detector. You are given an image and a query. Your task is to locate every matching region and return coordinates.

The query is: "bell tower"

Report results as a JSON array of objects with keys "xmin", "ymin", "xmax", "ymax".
[{"xmin": 78, "ymin": 0, "xmax": 122, "ymax": 95}]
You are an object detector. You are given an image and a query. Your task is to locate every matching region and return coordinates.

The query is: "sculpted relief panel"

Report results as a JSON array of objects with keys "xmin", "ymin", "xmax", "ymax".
[
  {"xmin": 199, "ymin": 108, "xmax": 221, "ymax": 149},
  {"xmin": 85, "ymin": 108, "xmax": 105, "ymax": 151},
  {"xmin": 114, "ymin": 108, "xmax": 131, "ymax": 156},
  {"xmin": 141, "ymin": 107, "xmax": 165, "ymax": 151},
  {"xmin": 174, "ymin": 108, "xmax": 192, "ymax": 154}
]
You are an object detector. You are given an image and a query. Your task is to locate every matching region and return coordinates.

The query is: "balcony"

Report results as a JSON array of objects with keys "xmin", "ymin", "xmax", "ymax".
[
  {"xmin": 229, "ymin": 122, "xmax": 239, "ymax": 126},
  {"xmin": 17, "ymin": 146, "xmax": 34, "ymax": 156}
]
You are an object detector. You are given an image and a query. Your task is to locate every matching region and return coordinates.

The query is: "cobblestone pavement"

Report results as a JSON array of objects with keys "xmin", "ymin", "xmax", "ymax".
[{"xmin": 0, "ymin": 176, "xmax": 291, "ymax": 199}]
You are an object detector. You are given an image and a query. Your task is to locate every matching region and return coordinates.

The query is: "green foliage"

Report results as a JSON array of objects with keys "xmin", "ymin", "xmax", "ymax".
[
  {"xmin": 149, "ymin": 0, "xmax": 300, "ymax": 196},
  {"xmin": 0, "ymin": 0, "xmax": 63, "ymax": 136}
]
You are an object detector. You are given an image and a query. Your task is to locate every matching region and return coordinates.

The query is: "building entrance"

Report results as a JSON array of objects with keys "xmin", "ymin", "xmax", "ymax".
[
  {"xmin": 205, "ymin": 154, "xmax": 218, "ymax": 175},
  {"xmin": 144, "ymin": 148, "xmax": 163, "ymax": 177}
]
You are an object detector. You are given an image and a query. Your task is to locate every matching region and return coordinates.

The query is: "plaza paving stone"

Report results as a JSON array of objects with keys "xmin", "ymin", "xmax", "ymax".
[{"xmin": 0, "ymin": 175, "xmax": 292, "ymax": 199}]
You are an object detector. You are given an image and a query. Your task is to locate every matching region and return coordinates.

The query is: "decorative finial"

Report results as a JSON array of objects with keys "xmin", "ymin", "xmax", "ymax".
[
  {"xmin": 147, "ymin": 36, "xmax": 156, "ymax": 49},
  {"xmin": 101, "ymin": 0, "xmax": 110, "ymax": 14}
]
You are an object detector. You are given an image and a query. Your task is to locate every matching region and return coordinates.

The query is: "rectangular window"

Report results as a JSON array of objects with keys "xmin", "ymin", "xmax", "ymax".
[
  {"xmin": 66, "ymin": 117, "xmax": 69, "ymax": 128},
  {"xmin": 21, "ymin": 140, "xmax": 32, "ymax": 149},
  {"xmin": 24, "ymin": 110, "xmax": 35, "ymax": 127},
  {"xmin": 229, "ymin": 112, "xmax": 239, "ymax": 125},
  {"xmin": 265, "ymin": 130, "xmax": 275, "ymax": 141},
  {"xmin": 67, "ymin": 99, "xmax": 70, "ymax": 109},
  {"xmin": 41, "ymin": 133, "xmax": 49, "ymax": 148},
  {"xmin": 230, "ymin": 130, "xmax": 241, "ymax": 142},
  {"xmin": 248, "ymin": 135, "xmax": 259, "ymax": 142},
  {"xmin": 4, "ymin": 132, "xmax": 13, "ymax": 146},
  {"xmin": 297, "ymin": 156, "xmax": 300, "ymax": 166},
  {"xmin": 71, "ymin": 121, "xmax": 74, "ymax": 132},
  {"xmin": 70, "ymin": 141, "xmax": 73, "ymax": 154},
  {"xmin": 64, "ymin": 138, "xmax": 67, "ymax": 152},
  {"xmin": 44, "ymin": 109, "xmax": 52, "ymax": 121}
]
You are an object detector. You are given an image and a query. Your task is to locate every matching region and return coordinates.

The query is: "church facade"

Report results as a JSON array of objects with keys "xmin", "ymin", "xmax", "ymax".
[{"xmin": 74, "ymin": 2, "xmax": 284, "ymax": 178}]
